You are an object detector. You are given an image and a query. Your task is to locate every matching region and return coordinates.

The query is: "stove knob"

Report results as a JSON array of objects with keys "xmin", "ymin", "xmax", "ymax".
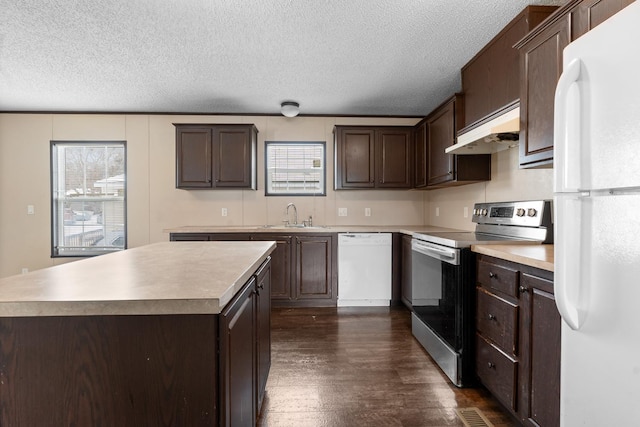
[
  {"xmin": 527, "ymin": 208, "xmax": 537, "ymax": 217},
  {"xmin": 482, "ymin": 209, "xmax": 488, "ymax": 216},
  {"xmin": 516, "ymin": 208, "xmax": 526, "ymax": 217}
]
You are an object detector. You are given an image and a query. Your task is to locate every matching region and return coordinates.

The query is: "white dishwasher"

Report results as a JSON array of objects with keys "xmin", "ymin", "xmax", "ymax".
[{"xmin": 337, "ymin": 233, "xmax": 392, "ymax": 307}]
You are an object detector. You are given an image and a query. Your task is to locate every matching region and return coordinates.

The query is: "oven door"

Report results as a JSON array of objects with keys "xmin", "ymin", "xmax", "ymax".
[
  {"xmin": 410, "ymin": 238, "xmax": 462, "ymax": 349},
  {"xmin": 410, "ymin": 237, "xmax": 476, "ymax": 387}
]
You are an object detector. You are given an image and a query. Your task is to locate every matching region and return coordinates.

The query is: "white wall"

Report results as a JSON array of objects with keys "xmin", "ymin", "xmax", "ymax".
[
  {"xmin": 424, "ymin": 147, "xmax": 554, "ymax": 230},
  {"xmin": 0, "ymin": 113, "xmax": 423, "ymax": 278},
  {"xmin": 0, "ymin": 113, "xmax": 553, "ymax": 278}
]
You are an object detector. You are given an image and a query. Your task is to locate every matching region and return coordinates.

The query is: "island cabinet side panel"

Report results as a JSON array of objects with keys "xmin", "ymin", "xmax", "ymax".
[
  {"xmin": 0, "ymin": 314, "xmax": 219, "ymax": 426},
  {"xmin": 219, "ymin": 277, "xmax": 258, "ymax": 427}
]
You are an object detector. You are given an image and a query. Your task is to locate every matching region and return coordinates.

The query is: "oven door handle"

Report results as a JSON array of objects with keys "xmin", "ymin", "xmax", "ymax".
[{"xmin": 411, "ymin": 240, "xmax": 459, "ymax": 264}]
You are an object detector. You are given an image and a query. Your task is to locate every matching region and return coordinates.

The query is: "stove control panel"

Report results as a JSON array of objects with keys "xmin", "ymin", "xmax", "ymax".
[{"xmin": 472, "ymin": 200, "xmax": 552, "ymax": 228}]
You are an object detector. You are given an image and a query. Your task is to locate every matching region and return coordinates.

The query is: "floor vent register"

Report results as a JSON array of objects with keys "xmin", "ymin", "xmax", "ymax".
[{"xmin": 455, "ymin": 407, "xmax": 495, "ymax": 427}]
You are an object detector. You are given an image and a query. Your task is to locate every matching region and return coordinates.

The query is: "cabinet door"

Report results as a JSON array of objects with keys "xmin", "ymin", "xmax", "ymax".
[
  {"xmin": 518, "ymin": 273, "xmax": 560, "ymax": 427},
  {"xmin": 427, "ymin": 99, "xmax": 456, "ymax": 186},
  {"xmin": 335, "ymin": 128, "xmax": 375, "ymax": 189},
  {"xmin": 462, "ymin": 50, "xmax": 491, "ymax": 128},
  {"xmin": 376, "ymin": 128, "xmax": 412, "ymax": 188},
  {"xmin": 462, "ymin": 7, "xmax": 557, "ymax": 128},
  {"xmin": 571, "ymin": 0, "xmax": 635, "ymax": 39},
  {"xmin": 255, "ymin": 258, "xmax": 271, "ymax": 415},
  {"xmin": 251, "ymin": 235, "xmax": 293, "ymax": 302},
  {"xmin": 488, "ymin": 14, "xmax": 529, "ymax": 116},
  {"xmin": 219, "ymin": 277, "xmax": 257, "ymax": 427},
  {"xmin": 212, "ymin": 126, "xmax": 256, "ymax": 189},
  {"xmin": 294, "ymin": 235, "xmax": 335, "ymax": 301},
  {"xmin": 413, "ymin": 121, "xmax": 427, "ymax": 188},
  {"xmin": 176, "ymin": 126, "xmax": 212, "ymax": 188},
  {"xmin": 519, "ymin": 15, "xmax": 570, "ymax": 168}
]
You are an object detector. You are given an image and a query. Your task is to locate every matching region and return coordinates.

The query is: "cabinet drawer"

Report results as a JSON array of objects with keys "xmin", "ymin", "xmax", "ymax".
[
  {"xmin": 477, "ymin": 260, "xmax": 519, "ymax": 297},
  {"xmin": 476, "ymin": 333, "xmax": 518, "ymax": 412},
  {"xmin": 476, "ymin": 287, "xmax": 519, "ymax": 355}
]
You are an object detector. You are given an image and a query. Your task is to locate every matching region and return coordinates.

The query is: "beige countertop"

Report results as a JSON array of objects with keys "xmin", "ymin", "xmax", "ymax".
[
  {"xmin": 0, "ymin": 241, "xmax": 275, "ymax": 317},
  {"xmin": 471, "ymin": 244, "xmax": 554, "ymax": 272},
  {"xmin": 165, "ymin": 225, "xmax": 464, "ymax": 235}
]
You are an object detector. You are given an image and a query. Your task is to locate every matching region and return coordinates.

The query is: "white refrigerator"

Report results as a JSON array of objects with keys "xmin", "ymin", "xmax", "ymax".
[{"xmin": 553, "ymin": 2, "xmax": 640, "ymax": 426}]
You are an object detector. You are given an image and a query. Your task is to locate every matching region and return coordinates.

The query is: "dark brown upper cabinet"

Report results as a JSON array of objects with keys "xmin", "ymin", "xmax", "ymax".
[
  {"xmin": 334, "ymin": 126, "xmax": 412, "ymax": 190},
  {"xmin": 175, "ymin": 124, "xmax": 257, "ymax": 189},
  {"xmin": 425, "ymin": 95, "xmax": 491, "ymax": 188},
  {"xmin": 571, "ymin": 0, "xmax": 635, "ymax": 39},
  {"xmin": 516, "ymin": 0, "xmax": 633, "ymax": 168},
  {"xmin": 461, "ymin": 6, "xmax": 558, "ymax": 129},
  {"xmin": 517, "ymin": 15, "xmax": 570, "ymax": 169},
  {"xmin": 413, "ymin": 119, "xmax": 428, "ymax": 189}
]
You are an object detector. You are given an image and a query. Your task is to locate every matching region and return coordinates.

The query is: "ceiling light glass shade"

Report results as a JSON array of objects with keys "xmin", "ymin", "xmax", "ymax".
[{"xmin": 281, "ymin": 101, "xmax": 299, "ymax": 117}]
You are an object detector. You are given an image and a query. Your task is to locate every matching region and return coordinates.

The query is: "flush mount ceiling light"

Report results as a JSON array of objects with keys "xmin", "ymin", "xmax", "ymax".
[{"xmin": 280, "ymin": 101, "xmax": 300, "ymax": 117}]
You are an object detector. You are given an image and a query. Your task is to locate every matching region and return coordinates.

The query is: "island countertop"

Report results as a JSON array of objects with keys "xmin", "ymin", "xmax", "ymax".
[{"xmin": 0, "ymin": 241, "xmax": 276, "ymax": 317}]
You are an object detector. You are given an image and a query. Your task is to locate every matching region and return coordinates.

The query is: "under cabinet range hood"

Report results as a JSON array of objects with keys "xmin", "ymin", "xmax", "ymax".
[{"xmin": 446, "ymin": 102, "xmax": 520, "ymax": 155}]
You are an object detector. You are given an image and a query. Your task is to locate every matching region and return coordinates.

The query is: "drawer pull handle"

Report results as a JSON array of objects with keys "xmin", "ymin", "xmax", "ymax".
[
  {"xmin": 488, "ymin": 314, "xmax": 496, "ymax": 321},
  {"xmin": 488, "ymin": 362, "xmax": 495, "ymax": 369},
  {"xmin": 489, "ymin": 272, "xmax": 496, "ymax": 278},
  {"xmin": 519, "ymin": 286, "xmax": 529, "ymax": 293}
]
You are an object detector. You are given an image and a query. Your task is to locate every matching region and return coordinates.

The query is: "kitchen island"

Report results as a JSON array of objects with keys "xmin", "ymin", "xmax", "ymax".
[{"xmin": 0, "ymin": 241, "xmax": 275, "ymax": 426}]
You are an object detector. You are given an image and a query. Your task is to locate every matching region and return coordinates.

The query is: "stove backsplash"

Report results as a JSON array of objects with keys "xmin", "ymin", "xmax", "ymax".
[{"xmin": 424, "ymin": 148, "xmax": 553, "ymax": 230}]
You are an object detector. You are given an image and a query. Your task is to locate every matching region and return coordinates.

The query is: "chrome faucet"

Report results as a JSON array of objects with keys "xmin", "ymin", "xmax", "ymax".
[{"xmin": 286, "ymin": 203, "xmax": 298, "ymax": 225}]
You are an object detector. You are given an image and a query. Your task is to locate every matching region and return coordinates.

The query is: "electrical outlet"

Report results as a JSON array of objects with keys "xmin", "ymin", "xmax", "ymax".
[
  {"xmin": 221, "ymin": 208, "xmax": 228, "ymax": 217},
  {"xmin": 464, "ymin": 207, "xmax": 469, "ymax": 218},
  {"xmin": 21, "ymin": 268, "xmax": 28, "ymax": 274},
  {"xmin": 435, "ymin": 207, "xmax": 440, "ymax": 217},
  {"xmin": 338, "ymin": 208, "xmax": 347, "ymax": 217},
  {"xmin": 365, "ymin": 207, "xmax": 371, "ymax": 217}
]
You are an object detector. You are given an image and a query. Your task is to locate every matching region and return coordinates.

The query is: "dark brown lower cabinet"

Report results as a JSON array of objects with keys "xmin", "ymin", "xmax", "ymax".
[
  {"xmin": 0, "ymin": 257, "xmax": 271, "ymax": 426},
  {"xmin": 249, "ymin": 234, "xmax": 292, "ymax": 302},
  {"xmin": 220, "ymin": 276, "xmax": 257, "ymax": 427},
  {"xmin": 171, "ymin": 232, "xmax": 338, "ymax": 307},
  {"xmin": 475, "ymin": 254, "xmax": 559, "ymax": 426},
  {"xmin": 255, "ymin": 258, "xmax": 271, "ymax": 413},
  {"xmin": 294, "ymin": 235, "xmax": 336, "ymax": 303},
  {"xmin": 518, "ymin": 273, "xmax": 560, "ymax": 427}
]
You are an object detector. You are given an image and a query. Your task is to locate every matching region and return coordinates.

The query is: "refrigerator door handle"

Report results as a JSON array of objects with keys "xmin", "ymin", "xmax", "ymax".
[
  {"xmin": 554, "ymin": 58, "xmax": 583, "ymax": 193},
  {"xmin": 555, "ymin": 195, "xmax": 587, "ymax": 330}
]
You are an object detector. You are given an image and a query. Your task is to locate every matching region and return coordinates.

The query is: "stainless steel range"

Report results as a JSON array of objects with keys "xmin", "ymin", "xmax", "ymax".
[{"xmin": 410, "ymin": 200, "xmax": 553, "ymax": 387}]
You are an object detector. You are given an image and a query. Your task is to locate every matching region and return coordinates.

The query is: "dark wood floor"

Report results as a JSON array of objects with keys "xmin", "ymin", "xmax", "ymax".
[{"xmin": 258, "ymin": 306, "xmax": 518, "ymax": 427}]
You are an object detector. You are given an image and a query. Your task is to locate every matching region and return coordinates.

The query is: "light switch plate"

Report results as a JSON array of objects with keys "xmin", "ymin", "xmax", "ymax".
[
  {"xmin": 338, "ymin": 208, "xmax": 347, "ymax": 217},
  {"xmin": 365, "ymin": 208, "xmax": 371, "ymax": 217},
  {"xmin": 27, "ymin": 205, "xmax": 35, "ymax": 215}
]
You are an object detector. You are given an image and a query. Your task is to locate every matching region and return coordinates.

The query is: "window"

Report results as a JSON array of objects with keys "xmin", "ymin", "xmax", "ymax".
[
  {"xmin": 51, "ymin": 141, "xmax": 126, "ymax": 257},
  {"xmin": 265, "ymin": 141, "xmax": 325, "ymax": 196}
]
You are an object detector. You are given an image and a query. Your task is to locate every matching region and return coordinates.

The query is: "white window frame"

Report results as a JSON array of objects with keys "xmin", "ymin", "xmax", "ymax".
[
  {"xmin": 265, "ymin": 141, "xmax": 326, "ymax": 196},
  {"xmin": 51, "ymin": 141, "xmax": 127, "ymax": 257}
]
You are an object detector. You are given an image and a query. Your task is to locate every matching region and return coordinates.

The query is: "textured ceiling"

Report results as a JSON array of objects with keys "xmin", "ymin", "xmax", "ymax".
[{"xmin": 0, "ymin": 0, "xmax": 563, "ymax": 116}]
